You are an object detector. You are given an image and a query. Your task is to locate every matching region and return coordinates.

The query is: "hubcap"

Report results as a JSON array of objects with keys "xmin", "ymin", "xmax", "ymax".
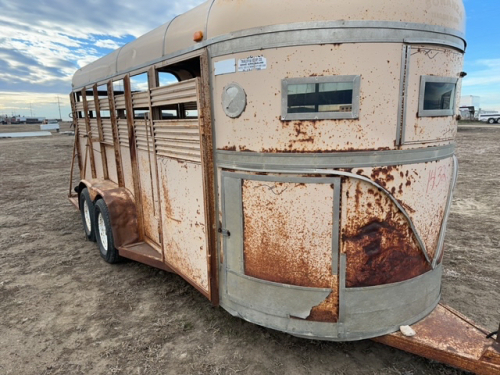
[
  {"xmin": 83, "ymin": 200, "xmax": 91, "ymax": 232},
  {"xmin": 98, "ymin": 212, "xmax": 108, "ymax": 253}
]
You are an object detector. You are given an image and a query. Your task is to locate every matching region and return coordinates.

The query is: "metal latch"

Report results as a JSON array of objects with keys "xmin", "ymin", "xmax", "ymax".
[{"xmin": 218, "ymin": 228, "xmax": 230, "ymax": 237}]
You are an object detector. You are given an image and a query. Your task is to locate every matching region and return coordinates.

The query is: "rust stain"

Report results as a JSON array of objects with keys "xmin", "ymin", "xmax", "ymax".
[
  {"xmin": 343, "ymin": 182, "xmax": 430, "ymax": 288},
  {"xmin": 242, "ymin": 180, "xmax": 338, "ymax": 324}
]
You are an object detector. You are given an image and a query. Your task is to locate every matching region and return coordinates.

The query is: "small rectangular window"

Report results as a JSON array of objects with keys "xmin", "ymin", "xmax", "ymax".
[
  {"xmin": 418, "ymin": 76, "xmax": 458, "ymax": 117},
  {"xmin": 281, "ymin": 76, "xmax": 360, "ymax": 120}
]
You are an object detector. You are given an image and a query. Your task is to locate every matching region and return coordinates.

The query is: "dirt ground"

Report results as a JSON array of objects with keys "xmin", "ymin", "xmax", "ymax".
[{"xmin": 0, "ymin": 122, "xmax": 498, "ymax": 375}]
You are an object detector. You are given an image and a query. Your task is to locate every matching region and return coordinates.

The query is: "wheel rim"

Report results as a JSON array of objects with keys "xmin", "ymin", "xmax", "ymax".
[
  {"xmin": 83, "ymin": 200, "xmax": 91, "ymax": 232},
  {"xmin": 98, "ymin": 212, "xmax": 108, "ymax": 253}
]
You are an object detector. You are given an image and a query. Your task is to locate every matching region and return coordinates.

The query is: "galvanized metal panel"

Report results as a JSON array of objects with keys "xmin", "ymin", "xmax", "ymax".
[
  {"xmin": 213, "ymin": 44, "xmax": 402, "ymax": 152},
  {"xmin": 226, "ymin": 270, "xmax": 331, "ymax": 319},
  {"xmin": 403, "ymin": 45, "xmax": 464, "ymax": 144},
  {"xmin": 342, "ymin": 265, "xmax": 442, "ymax": 336},
  {"xmin": 159, "ymin": 157, "xmax": 209, "ymax": 293}
]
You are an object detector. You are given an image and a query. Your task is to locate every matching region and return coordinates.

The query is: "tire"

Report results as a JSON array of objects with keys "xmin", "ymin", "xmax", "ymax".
[
  {"xmin": 94, "ymin": 199, "xmax": 121, "ymax": 264},
  {"xmin": 488, "ymin": 118, "xmax": 495, "ymax": 124},
  {"xmin": 79, "ymin": 188, "xmax": 96, "ymax": 241}
]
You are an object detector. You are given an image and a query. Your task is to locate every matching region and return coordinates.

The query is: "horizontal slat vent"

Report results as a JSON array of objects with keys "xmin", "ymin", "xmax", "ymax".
[
  {"xmin": 117, "ymin": 119, "xmax": 129, "ymax": 147},
  {"xmin": 132, "ymin": 91, "xmax": 149, "ymax": 108},
  {"xmin": 115, "ymin": 95, "xmax": 126, "ymax": 110},
  {"xmin": 87, "ymin": 100, "xmax": 96, "ymax": 111},
  {"xmin": 99, "ymin": 98, "xmax": 110, "ymax": 111},
  {"xmin": 75, "ymin": 102, "xmax": 84, "ymax": 112},
  {"xmin": 101, "ymin": 119, "xmax": 113, "ymax": 145},
  {"xmin": 150, "ymin": 79, "xmax": 197, "ymax": 108},
  {"xmin": 154, "ymin": 119, "xmax": 200, "ymax": 163}
]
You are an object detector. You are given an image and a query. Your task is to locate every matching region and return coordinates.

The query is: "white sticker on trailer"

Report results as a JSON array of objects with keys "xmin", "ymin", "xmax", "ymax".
[
  {"xmin": 238, "ymin": 56, "xmax": 267, "ymax": 72},
  {"xmin": 214, "ymin": 59, "xmax": 236, "ymax": 76}
]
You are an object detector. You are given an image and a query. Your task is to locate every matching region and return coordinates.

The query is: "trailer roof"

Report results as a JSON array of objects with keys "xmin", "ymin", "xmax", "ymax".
[{"xmin": 72, "ymin": 0, "xmax": 466, "ymax": 89}]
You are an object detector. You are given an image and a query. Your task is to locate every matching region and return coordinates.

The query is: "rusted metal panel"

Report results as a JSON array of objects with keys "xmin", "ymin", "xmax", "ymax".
[
  {"xmin": 403, "ymin": 46, "xmax": 464, "ymax": 144},
  {"xmin": 159, "ymin": 157, "xmax": 209, "ymax": 294},
  {"xmin": 341, "ymin": 178, "xmax": 431, "ymax": 287},
  {"xmin": 85, "ymin": 179, "xmax": 139, "ymax": 248},
  {"xmin": 199, "ymin": 50, "xmax": 219, "ymax": 304},
  {"xmin": 348, "ymin": 158, "xmax": 453, "ymax": 264},
  {"xmin": 213, "ymin": 44, "xmax": 402, "ymax": 153},
  {"xmin": 374, "ymin": 304, "xmax": 500, "ymax": 375},
  {"xmin": 241, "ymin": 179, "xmax": 338, "ymax": 321}
]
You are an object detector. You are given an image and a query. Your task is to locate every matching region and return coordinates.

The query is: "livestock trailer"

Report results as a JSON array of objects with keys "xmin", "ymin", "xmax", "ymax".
[{"xmin": 68, "ymin": 0, "xmax": 500, "ymax": 373}]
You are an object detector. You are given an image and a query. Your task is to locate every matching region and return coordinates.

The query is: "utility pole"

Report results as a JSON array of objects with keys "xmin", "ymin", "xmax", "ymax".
[
  {"xmin": 57, "ymin": 96, "xmax": 62, "ymax": 120},
  {"xmin": 30, "ymin": 103, "xmax": 33, "ymax": 117}
]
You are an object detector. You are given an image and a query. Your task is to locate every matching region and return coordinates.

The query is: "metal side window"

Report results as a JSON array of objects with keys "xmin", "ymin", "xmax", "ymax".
[
  {"xmin": 281, "ymin": 75, "xmax": 360, "ymax": 121},
  {"xmin": 418, "ymin": 76, "xmax": 458, "ymax": 117}
]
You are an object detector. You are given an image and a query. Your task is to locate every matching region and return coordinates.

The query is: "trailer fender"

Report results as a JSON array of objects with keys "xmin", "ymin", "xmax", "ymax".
[{"xmin": 78, "ymin": 180, "xmax": 139, "ymax": 248}]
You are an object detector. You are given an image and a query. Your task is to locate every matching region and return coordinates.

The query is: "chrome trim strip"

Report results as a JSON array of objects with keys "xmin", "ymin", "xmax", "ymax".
[
  {"xmin": 216, "ymin": 144, "xmax": 455, "ymax": 170},
  {"xmin": 73, "ymin": 20, "xmax": 465, "ymax": 91},
  {"xmin": 397, "ymin": 45, "xmax": 411, "ymax": 146}
]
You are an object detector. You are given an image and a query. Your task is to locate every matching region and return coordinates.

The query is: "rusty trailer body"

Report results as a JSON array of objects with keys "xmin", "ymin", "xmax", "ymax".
[{"xmin": 68, "ymin": 0, "xmax": 500, "ymax": 373}]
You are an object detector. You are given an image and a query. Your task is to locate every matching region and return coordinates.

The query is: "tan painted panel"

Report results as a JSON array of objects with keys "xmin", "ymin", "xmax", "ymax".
[
  {"xmin": 163, "ymin": 0, "xmax": 212, "ymax": 55},
  {"xmin": 116, "ymin": 23, "xmax": 170, "ymax": 73},
  {"xmin": 349, "ymin": 158, "xmax": 453, "ymax": 261},
  {"xmin": 137, "ymin": 149, "xmax": 160, "ymax": 244},
  {"xmin": 105, "ymin": 145, "xmax": 118, "ymax": 184},
  {"xmin": 208, "ymin": 0, "xmax": 465, "ymax": 38},
  {"xmin": 121, "ymin": 145, "xmax": 134, "ymax": 196},
  {"xmin": 159, "ymin": 157, "xmax": 209, "ymax": 293},
  {"xmin": 404, "ymin": 46, "xmax": 464, "ymax": 144},
  {"xmin": 92, "ymin": 143, "xmax": 104, "ymax": 179},
  {"xmin": 213, "ymin": 44, "xmax": 402, "ymax": 152},
  {"xmin": 73, "ymin": 48, "xmax": 121, "ymax": 89}
]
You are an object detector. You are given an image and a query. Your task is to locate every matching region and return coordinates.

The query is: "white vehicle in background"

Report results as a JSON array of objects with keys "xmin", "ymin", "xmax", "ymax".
[
  {"xmin": 478, "ymin": 113, "xmax": 500, "ymax": 124},
  {"xmin": 40, "ymin": 119, "xmax": 60, "ymax": 132}
]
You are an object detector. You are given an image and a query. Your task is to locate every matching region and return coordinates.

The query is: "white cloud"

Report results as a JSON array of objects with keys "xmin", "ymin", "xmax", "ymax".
[
  {"xmin": 0, "ymin": 0, "xmax": 205, "ymax": 119},
  {"xmin": 95, "ymin": 39, "xmax": 123, "ymax": 50}
]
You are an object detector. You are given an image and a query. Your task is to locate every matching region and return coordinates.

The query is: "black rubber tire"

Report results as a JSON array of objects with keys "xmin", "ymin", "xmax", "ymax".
[
  {"xmin": 79, "ymin": 188, "xmax": 96, "ymax": 241},
  {"xmin": 94, "ymin": 199, "xmax": 121, "ymax": 264},
  {"xmin": 488, "ymin": 118, "xmax": 495, "ymax": 124}
]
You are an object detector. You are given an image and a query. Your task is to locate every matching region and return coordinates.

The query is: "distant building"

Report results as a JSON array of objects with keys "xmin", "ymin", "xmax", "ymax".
[{"xmin": 460, "ymin": 95, "xmax": 480, "ymax": 108}]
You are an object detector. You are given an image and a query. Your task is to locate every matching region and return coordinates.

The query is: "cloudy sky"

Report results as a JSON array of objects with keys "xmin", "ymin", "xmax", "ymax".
[{"xmin": 0, "ymin": 0, "xmax": 498, "ymax": 120}]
